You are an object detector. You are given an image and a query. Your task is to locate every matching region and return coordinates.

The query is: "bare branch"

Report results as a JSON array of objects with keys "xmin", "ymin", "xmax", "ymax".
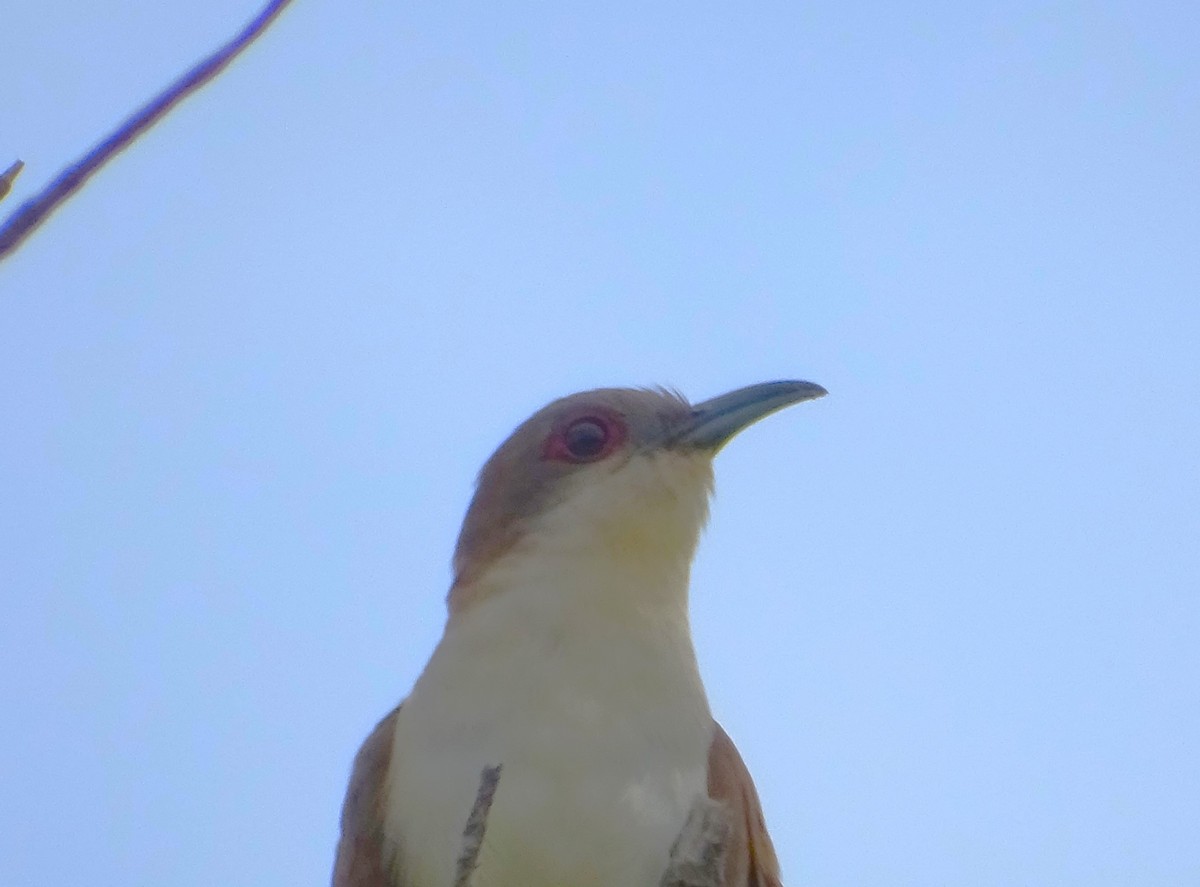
[
  {"xmin": 660, "ymin": 798, "xmax": 732, "ymax": 887},
  {"xmin": 453, "ymin": 764, "xmax": 503, "ymax": 887},
  {"xmin": 0, "ymin": 0, "xmax": 296, "ymax": 264}
]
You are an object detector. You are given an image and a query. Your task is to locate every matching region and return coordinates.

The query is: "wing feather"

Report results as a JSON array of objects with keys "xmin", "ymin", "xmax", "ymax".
[
  {"xmin": 707, "ymin": 721, "xmax": 783, "ymax": 887},
  {"xmin": 332, "ymin": 705, "xmax": 402, "ymax": 887}
]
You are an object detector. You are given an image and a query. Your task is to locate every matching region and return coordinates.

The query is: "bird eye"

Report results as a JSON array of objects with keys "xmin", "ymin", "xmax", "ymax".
[
  {"xmin": 542, "ymin": 408, "xmax": 628, "ymax": 464},
  {"xmin": 563, "ymin": 418, "xmax": 610, "ymax": 461}
]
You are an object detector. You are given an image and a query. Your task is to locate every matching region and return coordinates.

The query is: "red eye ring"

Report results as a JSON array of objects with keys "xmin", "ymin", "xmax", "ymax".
[{"xmin": 543, "ymin": 410, "xmax": 627, "ymax": 463}]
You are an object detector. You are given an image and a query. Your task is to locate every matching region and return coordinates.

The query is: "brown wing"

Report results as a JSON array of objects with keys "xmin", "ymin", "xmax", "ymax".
[
  {"xmin": 332, "ymin": 705, "xmax": 402, "ymax": 887},
  {"xmin": 707, "ymin": 721, "xmax": 784, "ymax": 887}
]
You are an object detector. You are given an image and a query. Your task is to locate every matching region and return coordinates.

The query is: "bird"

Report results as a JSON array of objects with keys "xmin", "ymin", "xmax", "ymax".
[{"xmin": 333, "ymin": 380, "xmax": 826, "ymax": 887}]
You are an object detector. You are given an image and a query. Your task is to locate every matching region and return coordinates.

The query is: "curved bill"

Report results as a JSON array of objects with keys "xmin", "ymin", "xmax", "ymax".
[{"xmin": 670, "ymin": 380, "xmax": 827, "ymax": 452}]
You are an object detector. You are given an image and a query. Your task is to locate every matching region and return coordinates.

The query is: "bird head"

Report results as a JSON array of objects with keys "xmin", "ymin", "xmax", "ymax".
[{"xmin": 448, "ymin": 381, "xmax": 825, "ymax": 611}]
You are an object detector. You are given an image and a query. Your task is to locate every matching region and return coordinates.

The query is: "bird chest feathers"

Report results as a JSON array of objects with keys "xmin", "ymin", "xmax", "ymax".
[{"xmin": 383, "ymin": 546, "xmax": 715, "ymax": 887}]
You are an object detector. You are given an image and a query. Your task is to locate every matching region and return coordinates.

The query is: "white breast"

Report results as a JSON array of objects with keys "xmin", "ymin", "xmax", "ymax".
[{"xmin": 384, "ymin": 548, "xmax": 714, "ymax": 887}]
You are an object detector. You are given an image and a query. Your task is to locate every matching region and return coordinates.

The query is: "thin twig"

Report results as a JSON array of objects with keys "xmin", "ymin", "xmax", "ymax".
[
  {"xmin": 452, "ymin": 764, "xmax": 503, "ymax": 887},
  {"xmin": 0, "ymin": 0, "xmax": 296, "ymax": 264},
  {"xmin": 660, "ymin": 798, "xmax": 732, "ymax": 887},
  {"xmin": 0, "ymin": 161, "xmax": 24, "ymax": 203}
]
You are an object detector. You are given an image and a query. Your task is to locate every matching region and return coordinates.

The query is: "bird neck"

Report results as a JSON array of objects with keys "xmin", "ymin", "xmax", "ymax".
[
  {"xmin": 447, "ymin": 530, "xmax": 698, "ymax": 643},
  {"xmin": 448, "ymin": 450, "xmax": 712, "ymax": 626}
]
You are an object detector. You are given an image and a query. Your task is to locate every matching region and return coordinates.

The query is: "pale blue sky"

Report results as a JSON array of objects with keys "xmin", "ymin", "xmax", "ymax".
[{"xmin": 2, "ymin": 1, "xmax": 1198, "ymax": 885}]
